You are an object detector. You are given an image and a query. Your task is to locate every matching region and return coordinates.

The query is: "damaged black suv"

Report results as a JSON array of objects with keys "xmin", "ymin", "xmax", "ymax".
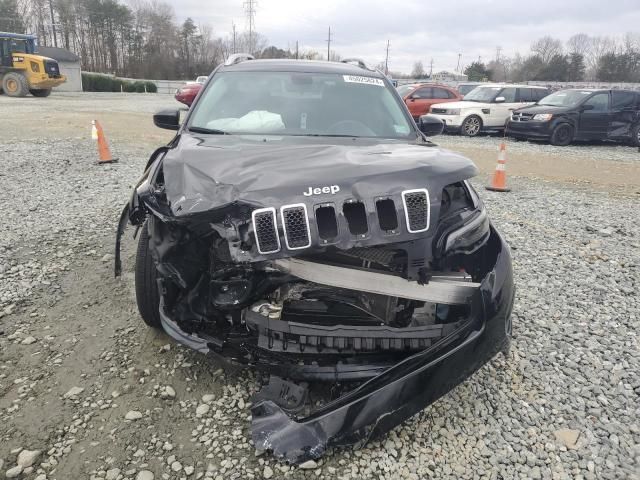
[{"xmin": 116, "ymin": 55, "xmax": 515, "ymax": 464}]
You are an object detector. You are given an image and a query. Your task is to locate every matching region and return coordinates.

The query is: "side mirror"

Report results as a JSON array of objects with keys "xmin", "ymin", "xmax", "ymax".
[
  {"xmin": 494, "ymin": 96, "xmax": 505, "ymax": 103},
  {"xmin": 153, "ymin": 109, "xmax": 181, "ymax": 130},
  {"xmin": 418, "ymin": 115, "xmax": 444, "ymax": 137},
  {"xmin": 581, "ymin": 104, "xmax": 594, "ymax": 112}
]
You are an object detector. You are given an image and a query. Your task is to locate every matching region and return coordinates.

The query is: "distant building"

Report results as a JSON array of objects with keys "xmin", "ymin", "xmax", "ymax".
[
  {"xmin": 430, "ymin": 70, "xmax": 468, "ymax": 82},
  {"xmin": 35, "ymin": 46, "xmax": 82, "ymax": 92}
]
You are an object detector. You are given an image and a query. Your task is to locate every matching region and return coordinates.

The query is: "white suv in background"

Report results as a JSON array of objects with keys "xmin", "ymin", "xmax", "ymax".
[{"xmin": 428, "ymin": 84, "xmax": 550, "ymax": 136}]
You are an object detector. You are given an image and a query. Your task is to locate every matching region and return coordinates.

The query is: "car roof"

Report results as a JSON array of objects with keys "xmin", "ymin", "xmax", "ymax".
[
  {"xmin": 219, "ymin": 58, "xmax": 386, "ymax": 77},
  {"xmin": 562, "ymin": 88, "xmax": 607, "ymax": 93},
  {"xmin": 405, "ymin": 82, "xmax": 454, "ymax": 88},
  {"xmin": 0, "ymin": 32, "xmax": 37, "ymax": 40},
  {"xmin": 477, "ymin": 83, "xmax": 548, "ymax": 89}
]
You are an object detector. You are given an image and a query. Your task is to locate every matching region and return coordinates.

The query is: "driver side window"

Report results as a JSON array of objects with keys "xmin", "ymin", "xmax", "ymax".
[
  {"xmin": 499, "ymin": 88, "xmax": 517, "ymax": 103},
  {"xmin": 583, "ymin": 93, "xmax": 609, "ymax": 112},
  {"xmin": 413, "ymin": 87, "xmax": 432, "ymax": 99}
]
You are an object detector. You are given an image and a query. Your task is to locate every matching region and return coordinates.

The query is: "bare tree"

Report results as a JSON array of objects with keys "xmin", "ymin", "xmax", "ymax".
[
  {"xmin": 567, "ymin": 33, "xmax": 591, "ymax": 56},
  {"xmin": 411, "ymin": 61, "xmax": 424, "ymax": 78},
  {"xmin": 531, "ymin": 36, "xmax": 563, "ymax": 64},
  {"xmin": 586, "ymin": 35, "xmax": 616, "ymax": 78}
]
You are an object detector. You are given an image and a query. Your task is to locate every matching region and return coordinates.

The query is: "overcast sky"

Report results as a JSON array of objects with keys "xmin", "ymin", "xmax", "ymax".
[{"xmin": 163, "ymin": 0, "xmax": 640, "ymax": 74}]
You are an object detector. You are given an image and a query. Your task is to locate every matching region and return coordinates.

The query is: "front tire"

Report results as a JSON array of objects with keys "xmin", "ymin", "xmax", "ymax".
[
  {"xmin": 461, "ymin": 115, "xmax": 482, "ymax": 137},
  {"xmin": 2, "ymin": 72, "xmax": 29, "ymax": 97},
  {"xmin": 631, "ymin": 123, "xmax": 640, "ymax": 147},
  {"xmin": 550, "ymin": 123, "xmax": 574, "ymax": 146},
  {"xmin": 30, "ymin": 88, "xmax": 52, "ymax": 97},
  {"xmin": 135, "ymin": 224, "xmax": 162, "ymax": 328}
]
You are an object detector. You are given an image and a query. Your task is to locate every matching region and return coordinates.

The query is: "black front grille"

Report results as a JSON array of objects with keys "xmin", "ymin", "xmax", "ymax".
[
  {"xmin": 343, "ymin": 201, "xmax": 368, "ymax": 236},
  {"xmin": 511, "ymin": 112, "xmax": 533, "ymax": 122},
  {"xmin": 402, "ymin": 190, "xmax": 430, "ymax": 232},
  {"xmin": 375, "ymin": 199, "xmax": 398, "ymax": 232},
  {"xmin": 44, "ymin": 60, "xmax": 60, "ymax": 77},
  {"xmin": 282, "ymin": 205, "xmax": 310, "ymax": 249},
  {"xmin": 253, "ymin": 209, "xmax": 280, "ymax": 254},
  {"xmin": 315, "ymin": 206, "xmax": 338, "ymax": 240}
]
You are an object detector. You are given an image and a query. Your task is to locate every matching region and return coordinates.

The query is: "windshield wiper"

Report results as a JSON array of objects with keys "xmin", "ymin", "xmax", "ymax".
[{"xmin": 188, "ymin": 126, "xmax": 228, "ymax": 135}]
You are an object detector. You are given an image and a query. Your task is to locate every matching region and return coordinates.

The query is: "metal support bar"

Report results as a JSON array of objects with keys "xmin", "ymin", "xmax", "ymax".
[{"xmin": 273, "ymin": 258, "xmax": 479, "ymax": 305}]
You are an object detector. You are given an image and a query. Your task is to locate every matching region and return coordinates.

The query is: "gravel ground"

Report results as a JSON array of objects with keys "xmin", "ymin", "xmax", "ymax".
[
  {"xmin": 0, "ymin": 93, "xmax": 639, "ymax": 480},
  {"xmin": 435, "ymin": 133, "xmax": 640, "ymax": 165}
]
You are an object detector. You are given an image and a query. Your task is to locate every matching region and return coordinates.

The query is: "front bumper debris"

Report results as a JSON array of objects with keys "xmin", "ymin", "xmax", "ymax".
[{"xmin": 250, "ymin": 227, "xmax": 514, "ymax": 463}]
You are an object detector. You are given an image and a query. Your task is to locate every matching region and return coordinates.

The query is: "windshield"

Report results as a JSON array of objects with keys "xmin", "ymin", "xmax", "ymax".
[
  {"xmin": 538, "ymin": 90, "xmax": 594, "ymax": 107},
  {"xmin": 188, "ymin": 71, "xmax": 414, "ymax": 138},
  {"xmin": 463, "ymin": 86, "xmax": 503, "ymax": 102},
  {"xmin": 9, "ymin": 39, "xmax": 29, "ymax": 54},
  {"xmin": 396, "ymin": 85, "xmax": 415, "ymax": 97}
]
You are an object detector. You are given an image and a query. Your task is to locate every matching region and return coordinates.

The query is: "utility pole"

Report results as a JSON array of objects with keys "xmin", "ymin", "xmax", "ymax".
[
  {"xmin": 295, "ymin": 40, "xmax": 299, "ymax": 60},
  {"xmin": 495, "ymin": 46, "xmax": 502, "ymax": 63},
  {"xmin": 326, "ymin": 26, "xmax": 331, "ymax": 61},
  {"xmin": 232, "ymin": 23, "xmax": 237, "ymax": 54},
  {"xmin": 384, "ymin": 39, "xmax": 390, "ymax": 75},
  {"xmin": 48, "ymin": 0, "xmax": 57, "ymax": 47},
  {"xmin": 429, "ymin": 58, "xmax": 433, "ymax": 77},
  {"xmin": 456, "ymin": 53, "xmax": 462, "ymax": 72},
  {"xmin": 244, "ymin": 0, "xmax": 257, "ymax": 54}
]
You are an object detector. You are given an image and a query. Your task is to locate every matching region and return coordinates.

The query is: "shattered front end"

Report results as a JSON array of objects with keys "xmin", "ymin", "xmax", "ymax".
[{"xmin": 117, "ymin": 138, "xmax": 515, "ymax": 463}]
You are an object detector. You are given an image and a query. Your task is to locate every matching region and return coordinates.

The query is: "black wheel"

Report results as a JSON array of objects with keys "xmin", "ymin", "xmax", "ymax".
[
  {"xmin": 631, "ymin": 123, "xmax": 640, "ymax": 147},
  {"xmin": 550, "ymin": 123, "xmax": 574, "ymax": 146},
  {"xmin": 2, "ymin": 72, "xmax": 29, "ymax": 97},
  {"xmin": 135, "ymin": 223, "xmax": 162, "ymax": 328},
  {"xmin": 30, "ymin": 88, "xmax": 52, "ymax": 97},
  {"xmin": 461, "ymin": 115, "xmax": 482, "ymax": 136}
]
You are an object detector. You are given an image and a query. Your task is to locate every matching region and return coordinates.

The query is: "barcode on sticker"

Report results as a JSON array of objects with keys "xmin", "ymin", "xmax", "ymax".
[{"xmin": 343, "ymin": 75, "xmax": 385, "ymax": 87}]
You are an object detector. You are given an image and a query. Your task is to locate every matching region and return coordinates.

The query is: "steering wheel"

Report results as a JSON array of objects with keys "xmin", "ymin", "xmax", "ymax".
[{"xmin": 326, "ymin": 120, "xmax": 376, "ymax": 137}]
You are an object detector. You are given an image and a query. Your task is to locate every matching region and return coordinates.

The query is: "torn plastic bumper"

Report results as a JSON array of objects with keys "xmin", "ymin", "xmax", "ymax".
[{"xmin": 250, "ymin": 227, "xmax": 514, "ymax": 464}]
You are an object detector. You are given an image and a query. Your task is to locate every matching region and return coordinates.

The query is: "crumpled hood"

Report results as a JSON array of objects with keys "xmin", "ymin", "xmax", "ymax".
[{"xmin": 161, "ymin": 134, "xmax": 478, "ymax": 216}]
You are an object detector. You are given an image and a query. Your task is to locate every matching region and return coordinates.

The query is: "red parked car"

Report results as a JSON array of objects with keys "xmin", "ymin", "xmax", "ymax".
[
  {"xmin": 175, "ymin": 79, "xmax": 205, "ymax": 107},
  {"xmin": 397, "ymin": 83, "xmax": 462, "ymax": 120}
]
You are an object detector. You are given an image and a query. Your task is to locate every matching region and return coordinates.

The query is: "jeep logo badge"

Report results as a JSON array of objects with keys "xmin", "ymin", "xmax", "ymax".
[{"xmin": 303, "ymin": 185, "xmax": 340, "ymax": 196}]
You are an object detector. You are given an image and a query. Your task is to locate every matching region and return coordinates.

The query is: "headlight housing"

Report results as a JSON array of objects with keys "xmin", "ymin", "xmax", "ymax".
[
  {"xmin": 30, "ymin": 61, "xmax": 40, "ymax": 73},
  {"xmin": 532, "ymin": 113, "xmax": 553, "ymax": 121},
  {"xmin": 446, "ymin": 109, "xmax": 461, "ymax": 115},
  {"xmin": 434, "ymin": 181, "xmax": 490, "ymax": 257}
]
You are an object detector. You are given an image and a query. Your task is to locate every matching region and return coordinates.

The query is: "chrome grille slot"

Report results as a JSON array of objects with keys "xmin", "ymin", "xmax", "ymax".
[
  {"xmin": 252, "ymin": 207, "xmax": 280, "ymax": 254},
  {"xmin": 402, "ymin": 189, "xmax": 430, "ymax": 233},
  {"xmin": 375, "ymin": 198, "xmax": 398, "ymax": 232},
  {"xmin": 281, "ymin": 204, "xmax": 311, "ymax": 250},
  {"xmin": 343, "ymin": 201, "xmax": 368, "ymax": 235}
]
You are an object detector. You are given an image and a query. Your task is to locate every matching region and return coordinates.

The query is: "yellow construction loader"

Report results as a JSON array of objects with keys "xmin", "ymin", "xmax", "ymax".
[{"xmin": 0, "ymin": 32, "xmax": 66, "ymax": 97}]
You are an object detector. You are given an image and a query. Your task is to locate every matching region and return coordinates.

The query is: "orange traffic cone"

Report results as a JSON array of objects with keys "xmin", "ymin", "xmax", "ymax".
[
  {"xmin": 486, "ymin": 142, "xmax": 510, "ymax": 192},
  {"xmin": 92, "ymin": 120, "xmax": 118, "ymax": 164}
]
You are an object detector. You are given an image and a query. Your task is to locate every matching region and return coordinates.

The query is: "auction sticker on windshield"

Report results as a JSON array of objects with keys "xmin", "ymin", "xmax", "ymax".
[{"xmin": 343, "ymin": 75, "xmax": 385, "ymax": 87}]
